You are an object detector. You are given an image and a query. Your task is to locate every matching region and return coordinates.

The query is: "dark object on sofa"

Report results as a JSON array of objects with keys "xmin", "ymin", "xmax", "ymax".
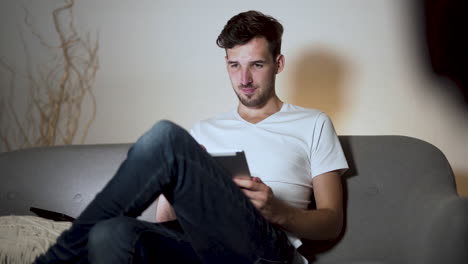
[
  {"xmin": 1, "ymin": 136, "xmax": 467, "ymax": 263},
  {"xmin": 30, "ymin": 206, "xmax": 75, "ymax": 222}
]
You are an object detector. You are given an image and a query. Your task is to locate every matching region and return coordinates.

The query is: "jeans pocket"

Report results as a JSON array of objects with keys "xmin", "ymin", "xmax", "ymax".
[{"xmin": 253, "ymin": 257, "xmax": 289, "ymax": 264}]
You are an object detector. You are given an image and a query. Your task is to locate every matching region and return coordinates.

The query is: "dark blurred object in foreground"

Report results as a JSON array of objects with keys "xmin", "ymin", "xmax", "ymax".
[{"xmin": 423, "ymin": 0, "xmax": 468, "ymax": 104}]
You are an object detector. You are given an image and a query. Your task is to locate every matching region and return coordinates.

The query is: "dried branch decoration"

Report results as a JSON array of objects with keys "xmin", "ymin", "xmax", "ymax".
[{"xmin": 0, "ymin": 0, "xmax": 99, "ymax": 152}]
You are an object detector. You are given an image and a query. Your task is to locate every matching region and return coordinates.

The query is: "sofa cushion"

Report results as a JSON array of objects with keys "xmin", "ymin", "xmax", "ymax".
[{"xmin": 0, "ymin": 215, "xmax": 71, "ymax": 264}]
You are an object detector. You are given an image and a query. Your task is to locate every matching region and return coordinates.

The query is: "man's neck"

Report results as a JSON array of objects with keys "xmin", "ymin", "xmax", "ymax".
[{"xmin": 237, "ymin": 96, "xmax": 283, "ymax": 124}]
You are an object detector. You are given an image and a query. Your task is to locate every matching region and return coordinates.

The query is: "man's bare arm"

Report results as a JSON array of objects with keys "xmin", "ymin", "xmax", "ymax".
[
  {"xmin": 233, "ymin": 170, "xmax": 343, "ymax": 240},
  {"xmin": 279, "ymin": 171, "xmax": 343, "ymax": 240},
  {"xmin": 155, "ymin": 194, "xmax": 177, "ymax": 222}
]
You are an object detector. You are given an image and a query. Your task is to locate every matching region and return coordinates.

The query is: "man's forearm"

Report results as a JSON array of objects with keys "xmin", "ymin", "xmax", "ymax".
[
  {"xmin": 155, "ymin": 195, "xmax": 177, "ymax": 222},
  {"xmin": 276, "ymin": 199, "xmax": 343, "ymax": 241}
]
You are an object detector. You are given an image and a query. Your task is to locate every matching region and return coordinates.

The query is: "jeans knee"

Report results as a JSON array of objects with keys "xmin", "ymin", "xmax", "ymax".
[
  {"xmin": 151, "ymin": 120, "xmax": 185, "ymax": 137},
  {"xmin": 88, "ymin": 217, "xmax": 132, "ymax": 251},
  {"xmin": 132, "ymin": 120, "xmax": 187, "ymax": 154}
]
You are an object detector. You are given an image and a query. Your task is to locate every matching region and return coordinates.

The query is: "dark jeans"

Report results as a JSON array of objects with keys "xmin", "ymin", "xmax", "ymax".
[{"xmin": 34, "ymin": 120, "xmax": 294, "ymax": 264}]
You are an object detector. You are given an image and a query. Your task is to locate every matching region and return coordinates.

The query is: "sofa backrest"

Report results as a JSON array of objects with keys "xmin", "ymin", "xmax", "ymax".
[{"xmin": 0, "ymin": 143, "xmax": 159, "ymax": 220}]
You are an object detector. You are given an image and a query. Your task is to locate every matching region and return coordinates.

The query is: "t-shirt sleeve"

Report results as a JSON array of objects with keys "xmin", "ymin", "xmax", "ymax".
[
  {"xmin": 190, "ymin": 122, "xmax": 201, "ymax": 143},
  {"xmin": 310, "ymin": 113, "xmax": 349, "ymax": 178}
]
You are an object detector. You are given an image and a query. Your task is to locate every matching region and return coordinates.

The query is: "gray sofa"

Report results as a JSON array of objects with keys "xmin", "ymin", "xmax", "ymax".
[{"xmin": 1, "ymin": 136, "xmax": 467, "ymax": 263}]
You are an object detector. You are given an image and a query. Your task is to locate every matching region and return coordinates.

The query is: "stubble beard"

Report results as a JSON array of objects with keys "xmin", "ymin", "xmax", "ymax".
[{"xmin": 235, "ymin": 84, "xmax": 275, "ymax": 108}]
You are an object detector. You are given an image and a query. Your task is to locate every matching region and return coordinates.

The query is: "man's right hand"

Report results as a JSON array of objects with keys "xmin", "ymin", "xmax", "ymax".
[{"xmin": 233, "ymin": 176, "xmax": 287, "ymax": 225}]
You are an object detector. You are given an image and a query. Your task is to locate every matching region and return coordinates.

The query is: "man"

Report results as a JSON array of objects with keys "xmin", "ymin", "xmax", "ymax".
[{"xmin": 35, "ymin": 10, "xmax": 348, "ymax": 264}]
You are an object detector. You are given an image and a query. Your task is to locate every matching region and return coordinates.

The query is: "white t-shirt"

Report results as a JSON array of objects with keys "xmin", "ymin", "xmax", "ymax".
[{"xmin": 190, "ymin": 103, "xmax": 348, "ymax": 263}]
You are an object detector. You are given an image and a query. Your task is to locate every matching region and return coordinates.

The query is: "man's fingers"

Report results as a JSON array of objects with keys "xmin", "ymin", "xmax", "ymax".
[
  {"xmin": 233, "ymin": 177, "xmax": 264, "ymax": 190},
  {"xmin": 241, "ymin": 188, "xmax": 269, "ymax": 203},
  {"xmin": 241, "ymin": 189, "xmax": 264, "ymax": 207},
  {"xmin": 232, "ymin": 175, "xmax": 252, "ymax": 181},
  {"xmin": 233, "ymin": 177, "xmax": 253, "ymax": 188},
  {"xmin": 241, "ymin": 188, "xmax": 259, "ymax": 199}
]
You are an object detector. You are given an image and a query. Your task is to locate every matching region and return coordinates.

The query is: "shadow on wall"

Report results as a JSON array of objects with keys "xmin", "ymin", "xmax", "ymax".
[
  {"xmin": 454, "ymin": 170, "xmax": 468, "ymax": 197},
  {"xmin": 288, "ymin": 47, "xmax": 350, "ymax": 129}
]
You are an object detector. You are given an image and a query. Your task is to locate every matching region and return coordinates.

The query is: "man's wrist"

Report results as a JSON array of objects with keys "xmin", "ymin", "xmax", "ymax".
[{"xmin": 273, "ymin": 198, "xmax": 296, "ymax": 228}]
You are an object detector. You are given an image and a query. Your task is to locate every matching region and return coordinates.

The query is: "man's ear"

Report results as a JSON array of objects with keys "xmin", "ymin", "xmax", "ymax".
[{"xmin": 275, "ymin": 54, "xmax": 285, "ymax": 74}]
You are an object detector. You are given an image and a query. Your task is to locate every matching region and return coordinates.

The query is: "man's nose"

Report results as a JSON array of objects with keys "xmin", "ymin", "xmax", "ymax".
[{"xmin": 241, "ymin": 69, "xmax": 252, "ymax": 86}]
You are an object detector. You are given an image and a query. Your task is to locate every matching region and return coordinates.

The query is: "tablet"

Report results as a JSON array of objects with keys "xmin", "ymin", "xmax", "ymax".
[{"xmin": 210, "ymin": 151, "xmax": 251, "ymax": 177}]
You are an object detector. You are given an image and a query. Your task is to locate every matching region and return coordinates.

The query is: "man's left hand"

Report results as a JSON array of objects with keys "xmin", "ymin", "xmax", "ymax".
[{"xmin": 233, "ymin": 176, "xmax": 287, "ymax": 225}]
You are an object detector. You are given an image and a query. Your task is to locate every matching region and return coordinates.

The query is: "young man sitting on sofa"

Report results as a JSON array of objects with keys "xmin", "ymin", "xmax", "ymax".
[{"xmin": 35, "ymin": 10, "xmax": 348, "ymax": 264}]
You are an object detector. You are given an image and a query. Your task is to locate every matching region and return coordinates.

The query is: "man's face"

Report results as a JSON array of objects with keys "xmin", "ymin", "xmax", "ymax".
[{"xmin": 225, "ymin": 37, "xmax": 283, "ymax": 108}]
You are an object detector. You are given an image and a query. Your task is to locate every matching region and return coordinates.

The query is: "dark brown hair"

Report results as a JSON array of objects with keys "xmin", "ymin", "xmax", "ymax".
[{"xmin": 216, "ymin": 10, "xmax": 284, "ymax": 58}]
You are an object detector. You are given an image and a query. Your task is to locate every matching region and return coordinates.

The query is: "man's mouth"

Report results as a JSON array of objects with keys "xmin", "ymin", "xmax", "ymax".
[{"xmin": 240, "ymin": 87, "xmax": 256, "ymax": 95}]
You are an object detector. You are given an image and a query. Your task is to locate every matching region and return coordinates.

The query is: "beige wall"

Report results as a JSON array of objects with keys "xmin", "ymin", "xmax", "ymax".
[{"xmin": 1, "ymin": 0, "xmax": 467, "ymax": 196}]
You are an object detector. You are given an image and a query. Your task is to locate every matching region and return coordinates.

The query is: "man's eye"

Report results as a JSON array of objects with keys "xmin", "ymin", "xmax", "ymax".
[
  {"xmin": 230, "ymin": 64, "xmax": 239, "ymax": 68},
  {"xmin": 254, "ymin": 64, "xmax": 263, "ymax": 68}
]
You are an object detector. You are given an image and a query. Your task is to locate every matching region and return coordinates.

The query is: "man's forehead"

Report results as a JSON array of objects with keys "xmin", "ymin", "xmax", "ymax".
[{"xmin": 225, "ymin": 37, "xmax": 272, "ymax": 61}]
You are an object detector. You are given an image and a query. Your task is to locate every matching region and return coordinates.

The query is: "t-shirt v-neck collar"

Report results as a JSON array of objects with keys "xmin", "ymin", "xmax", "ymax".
[{"xmin": 234, "ymin": 103, "xmax": 287, "ymax": 126}]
